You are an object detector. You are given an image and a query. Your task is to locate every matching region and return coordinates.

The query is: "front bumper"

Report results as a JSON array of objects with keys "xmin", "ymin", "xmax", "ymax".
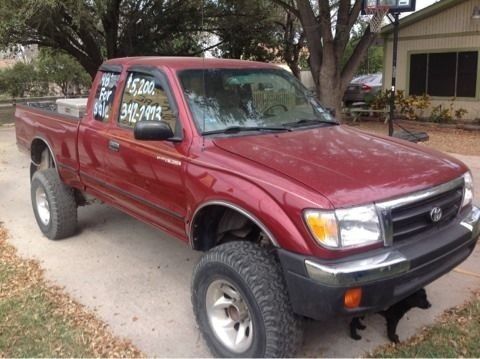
[{"xmin": 278, "ymin": 206, "xmax": 480, "ymax": 320}]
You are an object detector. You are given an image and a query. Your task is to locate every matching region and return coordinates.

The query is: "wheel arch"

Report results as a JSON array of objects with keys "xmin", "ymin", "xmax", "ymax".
[
  {"xmin": 30, "ymin": 136, "xmax": 57, "ymax": 178},
  {"xmin": 189, "ymin": 200, "xmax": 279, "ymax": 251}
]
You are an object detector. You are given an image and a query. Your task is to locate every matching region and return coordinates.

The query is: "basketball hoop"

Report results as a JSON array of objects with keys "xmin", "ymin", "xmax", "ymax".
[{"xmin": 365, "ymin": 6, "xmax": 390, "ymax": 33}]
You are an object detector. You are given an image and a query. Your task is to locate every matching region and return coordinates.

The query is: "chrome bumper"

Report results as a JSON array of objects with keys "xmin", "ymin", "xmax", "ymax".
[
  {"xmin": 305, "ymin": 206, "xmax": 480, "ymax": 287},
  {"xmin": 461, "ymin": 205, "xmax": 480, "ymax": 237}
]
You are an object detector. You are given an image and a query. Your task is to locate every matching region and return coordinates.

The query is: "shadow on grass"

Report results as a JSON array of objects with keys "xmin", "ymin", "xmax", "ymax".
[{"xmin": 371, "ymin": 292, "xmax": 480, "ymax": 358}]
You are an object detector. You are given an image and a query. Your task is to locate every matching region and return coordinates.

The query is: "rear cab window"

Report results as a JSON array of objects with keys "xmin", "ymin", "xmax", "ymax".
[{"xmin": 93, "ymin": 71, "xmax": 120, "ymax": 122}]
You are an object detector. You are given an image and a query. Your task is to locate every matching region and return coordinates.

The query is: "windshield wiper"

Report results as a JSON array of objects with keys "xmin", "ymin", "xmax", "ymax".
[
  {"xmin": 282, "ymin": 118, "xmax": 339, "ymax": 128},
  {"xmin": 203, "ymin": 126, "xmax": 292, "ymax": 135}
]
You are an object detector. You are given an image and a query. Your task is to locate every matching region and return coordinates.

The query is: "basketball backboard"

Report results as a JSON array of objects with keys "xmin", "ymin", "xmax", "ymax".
[{"xmin": 361, "ymin": 0, "xmax": 416, "ymax": 14}]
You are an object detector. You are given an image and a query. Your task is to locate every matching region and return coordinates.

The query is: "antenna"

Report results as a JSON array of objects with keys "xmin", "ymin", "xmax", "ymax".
[{"xmin": 201, "ymin": 0, "xmax": 206, "ymax": 150}]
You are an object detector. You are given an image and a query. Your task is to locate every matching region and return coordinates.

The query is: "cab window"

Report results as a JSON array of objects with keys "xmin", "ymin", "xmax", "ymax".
[
  {"xmin": 118, "ymin": 72, "xmax": 177, "ymax": 132},
  {"xmin": 93, "ymin": 71, "xmax": 120, "ymax": 122}
]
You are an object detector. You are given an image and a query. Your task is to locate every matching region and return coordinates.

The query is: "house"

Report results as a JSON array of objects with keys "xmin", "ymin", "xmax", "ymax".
[
  {"xmin": 0, "ymin": 59, "xmax": 16, "ymax": 70},
  {"xmin": 0, "ymin": 45, "xmax": 38, "ymax": 68},
  {"xmin": 382, "ymin": 0, "xmax": 480, "ymax": 120}
]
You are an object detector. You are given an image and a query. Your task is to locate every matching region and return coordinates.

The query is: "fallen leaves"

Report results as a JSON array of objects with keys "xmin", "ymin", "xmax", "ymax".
[
  {"xmin": 0, "ymin": 227, "xmax": 144, "ymax": 358},
  {"xmin": 354, "ymin": 121, "xmax": 480, "ymax": 156}
]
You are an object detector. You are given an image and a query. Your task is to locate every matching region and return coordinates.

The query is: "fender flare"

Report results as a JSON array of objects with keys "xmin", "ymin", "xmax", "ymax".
[
  {"xmin": 30, "ymin": 136, "xmax": 58, "ymax": 175},
  {"xmin": 189, "ymin": 200, "xmax": 279, "ymax": 248}
]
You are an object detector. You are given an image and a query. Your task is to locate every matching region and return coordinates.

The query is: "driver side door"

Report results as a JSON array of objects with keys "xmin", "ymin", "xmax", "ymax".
[{"xmin": 104, "ymin": 66, "xmax": 187, "ymax": 239}]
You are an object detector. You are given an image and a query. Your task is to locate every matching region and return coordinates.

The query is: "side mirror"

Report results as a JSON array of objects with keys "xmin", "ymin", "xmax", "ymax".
[{"xmin": 134, "ymin": 121, "xmax": 174, "ymax": 141}]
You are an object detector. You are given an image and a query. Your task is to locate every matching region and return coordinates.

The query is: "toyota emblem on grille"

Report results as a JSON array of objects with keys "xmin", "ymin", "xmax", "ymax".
[{"xmin": 430, "ymin": 207, "xmax": 443, "ymax": 222}]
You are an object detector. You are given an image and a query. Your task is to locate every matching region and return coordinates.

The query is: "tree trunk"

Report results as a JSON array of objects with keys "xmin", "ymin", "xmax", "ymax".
[
  {"xmin": 315, "ymin": 41, "xmax": 343, "ymax": 118},
  {"xmin": 316, "ymin": 81, "xmax": 343, "ymax": 118},
  {"xmin": 271, "ymin": 0, "xmax": 377, "ymax": 120}
]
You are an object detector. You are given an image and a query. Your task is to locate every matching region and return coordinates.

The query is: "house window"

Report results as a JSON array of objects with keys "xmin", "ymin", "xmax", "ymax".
[{"xmin": 409, "ymin": 51, "xmax": 478, "ymax": 98}]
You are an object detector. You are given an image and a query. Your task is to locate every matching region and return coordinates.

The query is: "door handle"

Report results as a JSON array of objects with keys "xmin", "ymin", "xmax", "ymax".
[{"xmin": 108, "ymin": 140, "xmax": 120, "ymax": 152}]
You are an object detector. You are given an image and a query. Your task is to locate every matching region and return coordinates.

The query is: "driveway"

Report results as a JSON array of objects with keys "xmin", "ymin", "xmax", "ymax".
[{"xmin": 0, "ymin": 125, "xmax": 479, "ymax": 357}]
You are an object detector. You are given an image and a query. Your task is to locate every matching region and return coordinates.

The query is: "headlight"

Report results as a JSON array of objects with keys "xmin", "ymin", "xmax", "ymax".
[
  {"xmin": 304, "ymin": 205, "xmax": 383, "ymax": 249},
  {"xmin": 304, "ymin": 211, "xmax": 339, "ymax": 248},
  {"xmin": 462, "ymin": 171, "xmax": 474, "ymax": 208}
]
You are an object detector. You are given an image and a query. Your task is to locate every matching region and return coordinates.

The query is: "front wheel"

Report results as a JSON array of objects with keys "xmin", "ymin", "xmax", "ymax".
[{"xmin": 191, "ymin": 241, "xmax": 303, "ymax": 357}]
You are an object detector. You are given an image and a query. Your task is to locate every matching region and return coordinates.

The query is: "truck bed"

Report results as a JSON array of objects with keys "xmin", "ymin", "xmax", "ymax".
[{"xmin": 15, "ymin": 102, "xmax": 82, "ymax": 178}]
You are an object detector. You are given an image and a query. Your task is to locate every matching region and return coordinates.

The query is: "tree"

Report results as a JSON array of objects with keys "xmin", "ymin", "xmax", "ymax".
[
  {"xmin": 37, "ymin": 50, "xmax": 91, "ymax": 96},
  {"xmin": 0, "ymin": 62, "xmax": 44, "ymax": 97},
  {"xmin": 342, "ymin": 18, "xmax": 383, "ymax": 75},
  {"xmin": 207, "ymin": 0, "xmax": 307, "ymax": 78},
  {"xmin": 208, "ymin": 0, "xmax": 278, "ymax": 61},
  {"xmin": 0, "ymin": 0, "xmax": 204, "ymax": 78},
  {"xmin": 272, "ymin": 0, "xmax": 380, "ymax": 114},
  {"xmin": 275, "ymin": 3, "xmax": 307, "ymax": 78}
]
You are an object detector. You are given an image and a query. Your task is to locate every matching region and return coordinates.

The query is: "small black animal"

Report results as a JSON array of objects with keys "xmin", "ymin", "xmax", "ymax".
[{"xmin": 350, "ymin": 288, "xmax": 432, "ymax": 343}]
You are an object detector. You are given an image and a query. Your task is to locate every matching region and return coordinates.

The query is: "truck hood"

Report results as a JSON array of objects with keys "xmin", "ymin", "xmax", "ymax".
[{"xmin": 212, "ymin": 126, "xmax": 467, "ymax": 208}]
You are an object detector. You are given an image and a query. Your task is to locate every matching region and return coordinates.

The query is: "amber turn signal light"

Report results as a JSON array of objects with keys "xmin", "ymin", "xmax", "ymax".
[{"xmin": 344, "ymin": 287, "xmax": 362, "ymax": 309}]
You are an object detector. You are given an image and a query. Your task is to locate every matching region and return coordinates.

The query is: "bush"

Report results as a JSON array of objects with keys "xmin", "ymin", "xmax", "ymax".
[
  {"xmin": 429, "ymin": 101, "xmax": 468, "ymax": 123},
  {"xmin": 371, "ymin": 90, "xmax": 430, "ymax": 120},
  {"xmin": 0, "ymin": 49, "xmax": 91, "ymax": 98},
  {"xmin": 371, "ymin": 91, "xmax": 469, "ymax": 123},
  {"xmin": 37, "ymin": 49, "xmax": 91, "ymax": 96},
  {"xmin": 0, "ymin": 62, "xmax": 48, "ymax": 98}
]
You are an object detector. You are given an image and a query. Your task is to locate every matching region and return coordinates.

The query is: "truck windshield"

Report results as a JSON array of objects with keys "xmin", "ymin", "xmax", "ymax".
[{"xmin": 178, "ymin": 68, "xmax": 336, "ymax": 134}]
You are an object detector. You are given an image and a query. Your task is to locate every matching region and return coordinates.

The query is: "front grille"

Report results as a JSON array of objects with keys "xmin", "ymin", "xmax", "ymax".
[{"xmin": 390, "ymin": 185, "xmax": 463, "ymax": 241}]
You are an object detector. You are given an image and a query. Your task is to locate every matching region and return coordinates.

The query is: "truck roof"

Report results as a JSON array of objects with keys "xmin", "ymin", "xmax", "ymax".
[{"xmin": 103, "ymin": 56, "xmax": 282, "ymax": 71}]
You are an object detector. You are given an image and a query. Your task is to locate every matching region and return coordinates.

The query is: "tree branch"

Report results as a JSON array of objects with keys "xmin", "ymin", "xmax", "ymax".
[
  {"xmin": 190, "ymin": 40, "xmax": 226, "ymax": 56},
  {"xmin": 270, "ymin": 0, "xmax": 300, "ymax": 17},
  {"xmin": 340, "ymin": 26, "xmax": 377, "ymax": 89},
  {"xmin": 348, "ymin": 0, "xmax": 363, "ymax": 29}
]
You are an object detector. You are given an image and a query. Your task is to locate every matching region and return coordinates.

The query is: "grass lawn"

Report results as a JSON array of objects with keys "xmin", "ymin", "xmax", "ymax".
[
  {"xmin": 0, "ymin": 227, "xmax": 142, "ymax": 358},
  {"xmin": 372, "ymin": 292, "xmax": 480, "ymax": 358},
  {"xmin": 0, "ymin": 106, "xmax": 14, "ymax": 125}
]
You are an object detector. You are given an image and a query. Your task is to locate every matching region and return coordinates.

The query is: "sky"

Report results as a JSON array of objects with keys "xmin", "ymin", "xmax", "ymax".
[
  {"xmin": 402, "ymin": 0, "xmax": 439, "ymax": 16},
  {"xmin": 416, "ymin": 0, "xmax": 440, "ymax": 10}
]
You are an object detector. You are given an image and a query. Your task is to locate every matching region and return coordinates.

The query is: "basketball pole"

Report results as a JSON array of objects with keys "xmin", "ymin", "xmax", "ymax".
[{"xmin": 388, "ymin": 12, "xmax": 400, "ymax": 136}]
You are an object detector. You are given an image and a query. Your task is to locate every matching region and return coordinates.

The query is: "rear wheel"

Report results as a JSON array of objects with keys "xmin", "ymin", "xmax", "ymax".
[
  {"xmin": 31, "ymin": 169, "xmax": 77, "ymax": 240},
  {"xmin": 192, "ymin": 241, "xmax": 303, "ymax": 357}
]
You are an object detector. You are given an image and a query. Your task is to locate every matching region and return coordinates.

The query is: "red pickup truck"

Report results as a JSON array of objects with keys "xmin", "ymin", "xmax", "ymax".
[{"xmin": 16, "ymin": 57, "xmax": 480, "ymax": 357}]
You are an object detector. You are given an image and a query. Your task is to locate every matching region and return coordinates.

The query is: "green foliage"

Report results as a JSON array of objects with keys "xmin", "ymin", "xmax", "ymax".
[
  {"xmin": 37, "ymin": 49, "xmax": 91, "ymax": 96},
  {"xmin": 342, "ymin": 19, "xmax": 383, "ymax": 75},
  {"xmin": 371, "ymin": 90, "xmax": 469, "ymax": 123},
  {"xmin": 209, "ymin": 0, "xmax": 281, "ymax": 61},
  {"xmin": 396, "ymin": 90, "xmax": 431, "ymax": 120},
  {"xmin": 207, "ymin": 0, "xmax": 307, "ymax": 76},
  {"xmin": 0, "ymin": 0, "xmax": 205, "ymax": 76},
  {"xmin": 0, "ymin": 0, "xmax": 308, "ymax": 79},
  {"xmin": 455, "ymin": 108, "xmax": 468, "ymax": 121},
  {"xmin": 0, "ymin": 107, "xmax": 15, "ymax": 125},
  {"xmin": 372, "ymin": 294, "xmax": 480, "ymax": 358},
  {"xmin": 371, "ymin": 90, "xmax": 430, "ymax": 120},
  {"xmin": 356, "ymin": 46, "xmax": 383, "ymax": 75},
  {"xmin": 0, "ymin": 50, "xmax": 90, "ymax": 98},
  {"xmin": 0, "ymin": 288, "xmax": 93, "ymax": 357},
  {"xmin": 429, "ymin": 101, "xmax": 468, "ymax": 123},
  {"xmin": 0, "ymin": 62, "xmax": 45, "ymax": 97},
  {"xmin": 429, "ymin": 104, "xmax": 453, "ymax": 123}
]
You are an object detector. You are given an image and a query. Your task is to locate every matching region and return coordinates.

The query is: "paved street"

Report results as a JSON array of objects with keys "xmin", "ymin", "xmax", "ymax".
[{"xmin": 0, "ymin": 125, "xmax": 479, "ymax": 357}]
